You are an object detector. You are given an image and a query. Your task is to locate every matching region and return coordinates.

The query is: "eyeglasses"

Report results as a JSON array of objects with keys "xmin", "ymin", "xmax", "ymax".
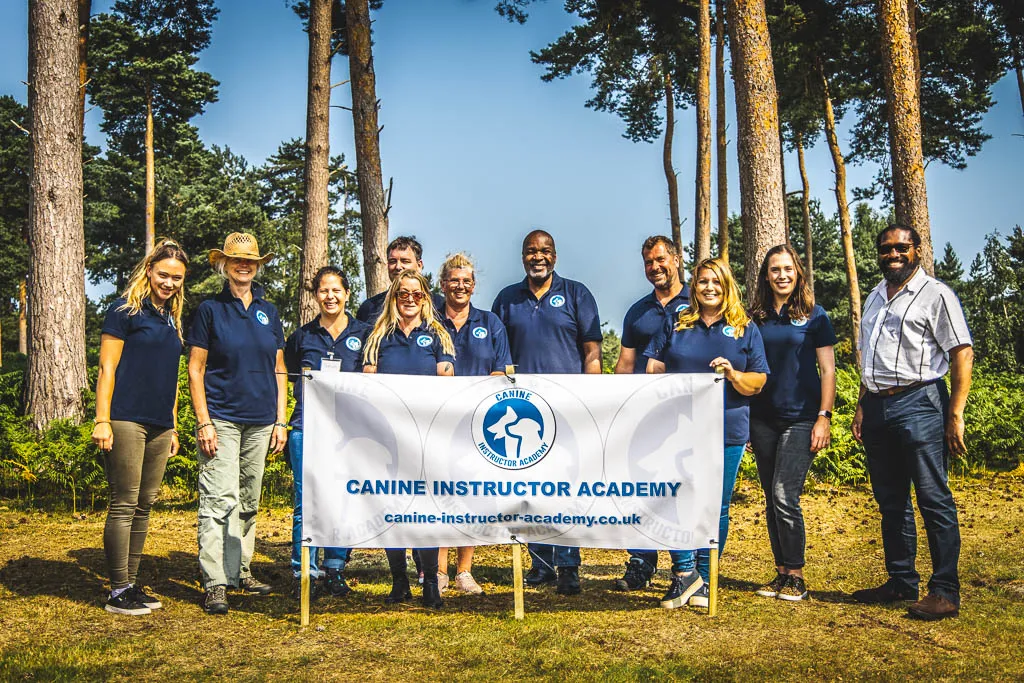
[
  {"xmin": 397, "ymin": 291, "xmax": 425, "ymax": 303},
  {"xmin": 877, "ymin": 243, "xmax": 913, "ymax": 255},
  {"xmin": 446, "ymin": 279, "xmax": 474, "ymax": 289}
]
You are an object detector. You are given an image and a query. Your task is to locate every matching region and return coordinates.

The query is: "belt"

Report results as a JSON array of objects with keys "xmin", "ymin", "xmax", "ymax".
[{"xmin": 870, "ymin": 379, "xmax": 937, "ymax": 398}]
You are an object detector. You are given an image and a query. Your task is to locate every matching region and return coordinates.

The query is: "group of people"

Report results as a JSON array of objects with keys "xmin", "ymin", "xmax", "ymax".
[{"xmin": 91, "ymin": 223, "xmax": 972, "ymax": 622}]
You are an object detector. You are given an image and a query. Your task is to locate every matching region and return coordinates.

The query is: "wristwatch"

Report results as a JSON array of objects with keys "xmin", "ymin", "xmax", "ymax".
[{"xmin": 818, "ymin": 410, "xmax": 833, "ymax": 420}]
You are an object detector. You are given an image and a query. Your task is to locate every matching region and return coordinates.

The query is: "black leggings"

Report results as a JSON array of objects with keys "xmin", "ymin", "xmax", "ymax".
[{"xmin": 386, "ymin": 548, "xmax": 439, "ymax": 586}]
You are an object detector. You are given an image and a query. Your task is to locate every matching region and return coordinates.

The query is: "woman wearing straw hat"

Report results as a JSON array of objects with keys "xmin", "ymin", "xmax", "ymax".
[{"xmin": 187, "ymin": 233, "xmax": 288, "ymax": 615}]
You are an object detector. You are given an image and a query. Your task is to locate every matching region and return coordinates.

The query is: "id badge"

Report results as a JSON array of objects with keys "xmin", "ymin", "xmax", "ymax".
[{"xmin": 321, "ymin": 358, "xmax": 342, "ymax": 373}]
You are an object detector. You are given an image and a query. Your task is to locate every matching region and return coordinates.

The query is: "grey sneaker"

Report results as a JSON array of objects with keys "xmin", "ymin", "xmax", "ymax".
[
  {"xmin": 203, "ymin": 585, "xmax": 229, "ymax": 615},
  {"xmin": 777, "ymin": 575, "xmax": 809, "ymax": 602},
  {"xmin": 239, "ymin": 576, "xmax": 272, "ymax": 595},
  {"xmin": 437, "ymin": 572, "xmax": 450, "ymax": 594},
  {"xmin": 454, "ymin": 571, "xmax": 484, "ymax": 595},
  {"xmin": 688, "ymin": 584, "xmax": 710, "ymax": 608},
  {"xmin": 756, "ymin": 572, "xmax": 787, "ymax": 598}
]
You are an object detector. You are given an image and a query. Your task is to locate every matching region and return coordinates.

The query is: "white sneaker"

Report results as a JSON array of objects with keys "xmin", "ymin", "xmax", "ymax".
[
  {"xmin": 437, "ymin": 572, "xmax": 449, "ymax": 593},
  {"xmin": 454, "ymin": 571, "xmax": 484, "ymax": 595}
]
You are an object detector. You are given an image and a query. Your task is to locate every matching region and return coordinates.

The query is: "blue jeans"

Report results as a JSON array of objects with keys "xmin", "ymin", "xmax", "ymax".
[
  {"xmin": 289, "ymin": 431, "xmax": 350, "ymax": 577},
  {"xmin": 627, "ymin": 549, "xmax": 658, "ymax": 571},
  {"xmin": 861, "ymin": 381, "xmax": 960, "ymax": 606},
  {"xmin": 528, "ymin": 543, "xmax": 580, "ymax": 569},
  {"xmin": 670, "ymin": 444, "xmax": 745, "ymax": 581}
]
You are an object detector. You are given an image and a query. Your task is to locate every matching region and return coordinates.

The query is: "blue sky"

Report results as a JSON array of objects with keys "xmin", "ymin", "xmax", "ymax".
[{"xmin": 2, "ymin": 0, "xmax": 1022, "ymax": 331}]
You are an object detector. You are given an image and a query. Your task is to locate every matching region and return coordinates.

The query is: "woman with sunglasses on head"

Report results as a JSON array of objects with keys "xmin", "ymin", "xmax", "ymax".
[
  {"xmin": 363, "ymin": 269, "xmax": 456, "ymax": 609},
  {"xmin": 435, "ymin": 253, "xmax": 513, "ymax": 596},
  {"xmin": 748, "ymin": 245, "xmax": 837, "ymax": 602},
  {"xmin": 93, "ymin": 239, "xmax": 189, "ymax": 616},
  {"xmin": 284, "ymin": 266, "xmax": 371, "ymax": 601},
  {"xmin": 644, "ymin": 258, "xmax": 769, "ymax": 610}
]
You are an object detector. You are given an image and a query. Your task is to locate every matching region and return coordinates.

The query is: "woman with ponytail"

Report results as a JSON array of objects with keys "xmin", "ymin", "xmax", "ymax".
[
  {"xmin": 363, "ymin": 269, "xmax": 455, "ymax": 608},
  {"xmin": 93, "ymin": 239, "xmax": 189, "ymax": 616}
]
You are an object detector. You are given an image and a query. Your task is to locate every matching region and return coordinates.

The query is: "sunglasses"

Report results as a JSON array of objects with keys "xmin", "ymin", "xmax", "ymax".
[
  {"xmin": 877, "ymin": 243, "xmax": 913, "ymax": 255},
  {"xmin": 397, "ymin": 290, "xmax": 425, "ymax": 303}
]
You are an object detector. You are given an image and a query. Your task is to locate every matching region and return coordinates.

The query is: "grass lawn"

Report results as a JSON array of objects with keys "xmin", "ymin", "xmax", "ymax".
[{"xmin": 1, "ymin": 474, "xmax": 1022, "ymax": 681}]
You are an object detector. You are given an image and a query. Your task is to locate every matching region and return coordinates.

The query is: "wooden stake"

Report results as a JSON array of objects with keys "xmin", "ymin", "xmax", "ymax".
[
  {"xmin": 300, "ymin": 545, "xmax": 310, "ymax": 627},
  {"xmin": 708, "ymin": 541, "xmax": 719, "ymax": 617},
  {"xmin": 512, "ymin": 543, "xmax": 525, "ymax": 620}
]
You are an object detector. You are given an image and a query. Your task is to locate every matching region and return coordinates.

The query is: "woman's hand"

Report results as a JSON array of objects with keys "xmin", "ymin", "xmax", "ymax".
[
  {"xmin": 709, "ymin": 356, "xmax": 735, "ymax": 381},
  {"xmin": 197, "ymin": 423, "xmax": 218, "ymax": 457},
  {"xmin": 270, "ymin": 425, "xmax": 288, "ymax": 454},
  {"xmin": 92, "ymin": 422, "xmax": 114, "ymax": 451},
  {"xmin": 169, "ymin": 431, "xmax": 180, "ymax": 457},
  {"xmin": 810, "ymin": 416, "xmax": 831, "ymax": 453}
]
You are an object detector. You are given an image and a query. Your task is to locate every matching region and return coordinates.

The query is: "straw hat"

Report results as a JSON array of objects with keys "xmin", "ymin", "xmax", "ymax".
[{"xmin": 208, "ymin": 232, "xmax": 275, "ymax": 267}]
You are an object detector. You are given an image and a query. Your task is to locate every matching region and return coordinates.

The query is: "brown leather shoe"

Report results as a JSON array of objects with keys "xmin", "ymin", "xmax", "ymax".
[
  {"xmin": 907, "ymin": 594, "xmax": 959, "ymax": 620},
  {"xmin": 851, "ymin": 580, "xmax": 918, "ymax": 604}
]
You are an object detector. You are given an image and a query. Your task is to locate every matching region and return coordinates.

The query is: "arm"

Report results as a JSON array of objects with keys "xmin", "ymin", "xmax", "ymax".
[
  {"xmin": 269, "ymin": 349, "xmax": 288, "ymax": 454},
  {"xmin": 582, "ymin": 340, "xmax": 601, "ymax": 374},
  {"xmin": 646, "ymin": 358, "xmax": 666, "ymax": 374},
  {"xmin": 810, "ymin": 345, "xmax": 837, "ymax": 453},
  {"xmin": 170, "ymin": 387, "xmax": 180, "ymax": 457},
  {"xmin": 91, "ymin": 335, "xmax": 125, "ymax": 451},
  {"xmin": 709, "ymin": 357, "xmax": 766, "ymax": 396},
  {"xmin": 437, "ymin": 361, "xmax": 455, "ymax": 376},
  {"xmin": 945, "ymin": 343, "xmax": 974, "ymax": 456},
  {"xmin": 614, "ymin": 346, "xmax": 636, "ymax": 374},
  {"xmin": 852, "ymin": 383, "xmax": 868, "ymax": 443},
  {"xmin": 363, "ymin": 364, "xmax": 377, "ymax": 374},
  {"xmin": 188, "ymin": 346, "xmax": 218, "ymax": 457}
]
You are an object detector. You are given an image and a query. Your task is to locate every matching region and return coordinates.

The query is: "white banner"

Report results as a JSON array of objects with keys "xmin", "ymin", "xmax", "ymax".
[{"xmin": 302, "ymin": 372, "xmax": 724, "ymax": 551}]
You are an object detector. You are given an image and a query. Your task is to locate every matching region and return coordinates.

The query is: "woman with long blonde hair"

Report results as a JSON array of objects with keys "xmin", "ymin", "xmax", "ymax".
[
  {"xmin": 644, "ymin": 258, "xmax": 769, "ymax": 610},
  {"xmin": 93, "ymin": 239, "xmax": 189, "ymax": 616},
  {"xmin": 364, "ymin": 269, "xmax": 455, "ymax": 608}
]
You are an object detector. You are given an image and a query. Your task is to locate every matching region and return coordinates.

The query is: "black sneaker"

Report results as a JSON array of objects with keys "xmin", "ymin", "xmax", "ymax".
[
  {"xmin": 421, "ymin": 581, "xmax": 444, "ymax": 609},
  {"xmin": 659, "ymin": 572, "xmax": 703, "ymax": 609},
  {"xmin": 755, "ymin": 572, "xmax": 787, "ymax": 598},
  {"xmin": 555, "ymin": 567, "xmax": 581, "ymax": 595},
  {"xmin": 203, "ymin": 585, "xmax": 229, "ymax": 615},
  {"xmin": 688, "ymin": 584, "xmax": 710, "ymax": 608},
  {"xmin": 614, "ymin": 558, "xmax": 654, "ymax": 591},
  {"xmin": 239, "ymin": 576, "xmax": 272, "ymax": 595},
  {"xmin": 777, "ymin": 575, "xmax": 809, "ymax": 602},
  {"xmin": 385, "ymin": 575, "xmax": 412, "ymax": 604},
  {"xmin": 525, "ymin": 566, "xmax": 557, "ymax": 588},
  {"xmin": 324, "ymin": 568, "xmax": 352, "ymax": 597},
  {"xmin": 129, "ymin": 585, "xmax": 162, "ymax": 609},
  {"xmin": 851, "ymin": 579, "xmax": 917, "ymax": 604},
  {"xmin": 292, "ymin": 576, "xmax": 322, "ymax": 601},
  {"xmin": 105, "ymin": 589, "xmax": 152, "ymax": 616}
]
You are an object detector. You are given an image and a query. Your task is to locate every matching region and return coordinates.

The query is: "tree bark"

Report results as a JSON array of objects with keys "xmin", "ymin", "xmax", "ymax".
[
  {"xmin": 1015, "ymin": 46, "xmax": 1024, "ymax": 117},
  {"xmin": 715, "ymin": 0, "xmax": 729, "ymax": 263},
  {"xmin": 300, "ymin": 0, "xmax": 332, "ymax": 324},
  {"xmin": 727, "ymin": 0, "xmax": 787, "ymax": 299},
  {"xmin": 694, "ymin": 0, "xmax": 712, "ymax": 263},
  {"xmin": 144, "ymin": 86, "xmax": 155, "ymax": 254},
  {"xmin": 27, "ymin": 0, "xmax": 88, "ymax": 430},
  {"xmin": 662, "ymin": 66, "xmax": 682, "ymax": 256},
  {"xmin": 779, "ymin": 125, "xmax": 789, "ymax": 241},
  {"xmin": 347, "ymin": 0, "xmax": 389, "ymax": 297},
  {"xmin": 796, "ymin": 131, "xmax": 813, "ymax": 294},
  {"xmin": 879, "ymin": 0, "xmax": 932, "ymax": 273},
  {"xmin": 77, "ymin": 0, "xmax": 90, "ymax": 132},
  {"xmin": 820, "ymin": 64, "xmax": 861, "ymax": 365},
  {"xmin": 18, "ymin": 279, "xmax": 28, "ymax": 356}
]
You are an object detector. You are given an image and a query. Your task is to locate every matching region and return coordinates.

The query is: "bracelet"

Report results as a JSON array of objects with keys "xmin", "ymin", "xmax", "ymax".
[
  {"xmin": 274, "ymin": 422, "xmax": 288, "ymax": 429},
  {"xmin": 94, "ymin": 419, "xmax": 110, "ymax": 425},
  {"xmin": 197, "ymin": 422, "xmax": 213, "ymax": 431},
  {"xmin": 171, "ymin": 429, "xmax": 179, "ymax": 436}
]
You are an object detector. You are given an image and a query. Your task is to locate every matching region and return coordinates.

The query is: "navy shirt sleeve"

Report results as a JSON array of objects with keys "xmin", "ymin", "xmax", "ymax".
[
  {"xmin": 575, "ymin": 285, "xmax": 602, "ymax": 344},
  {"xmin": 811, "ymin": 305, "xmax": 839, "ymax": 348},
  {"xmin": 271, "ymin": 307, "xmax": 285, "ymax": 350},
  {"xmin": 744, "ymin": 324, "xmax": 771, "ymax": 375},
  {"xmin": 643, "ymin": 325, "xmax": 670, "ymax": 362},
  {"xmin": 284, "ymin": 328, "xmax": 302, "ymax": 375},
  {"xmin": 186, "ymin": 302, "xmax": 214, "ymax": 350},
  {"xmin": 620, "ymin": 303, "xmax": 640, "ymax": 349},
  {"xmin": 434, "ymin": 332, "xmax": 456, "ymax": 366},
  {"xmin": 355, "ymin": 297, "xmax": 373, "ymax": 323},
  {"xmin": 102, "ymin": 303, "xmax": 131, "ymax": 340},
  {"xmin": 489, "ymin": 313, "xmax": 513, "ymax": 373}
]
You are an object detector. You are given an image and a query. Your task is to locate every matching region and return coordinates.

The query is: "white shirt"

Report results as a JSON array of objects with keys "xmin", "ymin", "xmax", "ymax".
[{"xmin": 858, "ymin": 267, "xmax": 972, "ymax": 393}]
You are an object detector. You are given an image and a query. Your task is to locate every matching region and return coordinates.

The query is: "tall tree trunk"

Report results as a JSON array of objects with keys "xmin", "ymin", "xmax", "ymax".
[
  {"xmin": 18, "ymin": 279, "xmax": 28, "ymax": 355},
  {"xmin": 879, "ymin": 0, "xmax": 932, "ymax": 273},
  {"xmin": 715, "ymin": 0, "xmax": 729, "ymax": 263},
  {"xmin": 77, "ymin": 0, "xmax": 90, "ymax": 132},
  {"xmin": 779, "ymin": 125, "xmax": 790, "ymax": 241},
  {"xmin": 144, "ymin": 86, "xmax": 155, "ymax": 254},
  {"xmin": 27, "ymin": 0, "xmax": 88, "ymax": 430},
  {"xmin": 347, "ymin": 0, "xmax": 389, "ymax": 297},
  {"xmin": 299, "ymin": 0, "xmax": 332, "ymax": 324},
  {"xmin": 727, "ymin": 0, "xmax": 787, "ymax": 299},
  {"xmin": 820, "ymin": 63, "xmax": 861, "ymax": 365},
  {"xmin": 695, "ymin": 0, "xmax": 712, "ymax": 263},
  {"xmin": 662, "ymin": 66, "xmax": 683, "ymax": 256},
  {"xmin": 1014, "ymin": 45, "xmax": 1024, "ymax": 117},
  {"xmin": 796, "ymin": 131, "xmax": 813, "ymax": 294}
]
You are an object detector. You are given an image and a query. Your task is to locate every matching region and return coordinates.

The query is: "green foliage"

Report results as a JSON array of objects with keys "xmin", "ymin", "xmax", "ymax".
[
  {"xmin": 0, "ymin": 96, "xmax": 30, "ymax": 355},
  {"xmin": 958, "ymin": 228, "xmax": 1024, "ymax": 370},
  {"xmin": 601, "ymin": 323, "xmax": 620, "ymax": 374}
]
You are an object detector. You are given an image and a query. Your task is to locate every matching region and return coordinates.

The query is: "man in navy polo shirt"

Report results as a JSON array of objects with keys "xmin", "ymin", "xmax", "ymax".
[
  {"xmin": 612, "ymin": 235, "xmax": 690, "ymax": 591},
  {"xmin": 355, "ymin": 236, "xmax": 445, "ymax": 324},
  {"xmin": 491, "ymin": 229, "xmax": 602, "ymax": 596}
]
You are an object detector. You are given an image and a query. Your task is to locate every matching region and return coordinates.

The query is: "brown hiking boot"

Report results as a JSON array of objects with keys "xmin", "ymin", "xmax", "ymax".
[{"xmin": 907, "ymin": 594, "xmax": 959, "ymax": 620}]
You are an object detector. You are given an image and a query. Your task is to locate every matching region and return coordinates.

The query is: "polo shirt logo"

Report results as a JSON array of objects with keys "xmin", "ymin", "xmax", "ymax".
[
  {"xmin": 675, "ymin": 303, "xmax": 688, "ymax": 313},
  {"xmin": 345, "ymin": 336, "xmax": 362, "ymax": 351},
  {"xmin": 722, "ymin": 325, "xmax": 736, "ymax": 338},
  {"xmin": 549, "ymin": 295, "xmax": 566, "ymax": 308},
  {"xmin": 416, "ymin": 334, "xmax": 433, "ymax": 348},
  {"xmin": 255, "ymin": 310, "xmax": 270, "ymax": 326},
  {"xmin": 472, "ymin": 326, "xmax": 488, "ymax": 339},
  {"xmin": 790, "ymin": 317, "xmax": 809, "ymax": 327}
]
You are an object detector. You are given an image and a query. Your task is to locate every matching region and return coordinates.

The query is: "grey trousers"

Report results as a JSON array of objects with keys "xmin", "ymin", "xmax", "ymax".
[
  {"xmin": 104, "ymin": 421, "xmax": 173, "ymax": 589},
  {"xmin": 197, "ymin": 419, "xmax": 272, "ymax": 589}
]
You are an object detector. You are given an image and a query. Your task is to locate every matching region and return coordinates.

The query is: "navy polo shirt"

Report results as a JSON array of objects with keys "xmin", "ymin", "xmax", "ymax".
[
  {"xmin": 645, "ymin": 318, "xmax": 769, "ymax": 445},
  {"xmin": 371, "ymin": 323, "xmax": 455, "ymax": 376},
  {"xmin": 285, "ymin": 315, "xmax": 371, "ymax": 429},
  {"xmin": 620, "ymin": 285, "xmax": 691, "ymax": 374},
  {"xmin": 751, "ymin": 304, "xmax": 837, "ymax": 421},
  {"xmin": 186, "ymin": 284, "xmax": 285, "ymax": 425},
  {"xmin": 102, "ymin": 298, "xmax": 182, "ymax": 429},
  {"xmin": 490, "ymin": 272, "xmax": 602, "ymax": 374},
  {"xmin": 356, "ymin": 290, "xmax": 446, "ymax": 324},
  {"xmin": 441, "ymin": 305, "xmax": 513, "ymax": 376}
]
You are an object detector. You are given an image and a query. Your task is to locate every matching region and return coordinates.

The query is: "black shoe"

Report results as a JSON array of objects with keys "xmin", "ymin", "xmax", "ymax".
[
  {"xmin": 660, "ymin": 571, "xmax": 704, "ymax": 609},
  {"xmin": 324, "ymin": 568, "xmax": 352, "ymax": 597},
  {"xmin": 203, "ymin": 585, "xmax": 229, "ymax": 615},
  {"xmin": 129, "ymin": 585, "xmax": 162, "ymax": 610},
  {"xmin": 614, "ymin": 558, "xmax": 654, "ymax": 591},
  {"xmin": 525, "ymin": 566, "xmax": 557, "ymax": 588},
  {"xmin": 556, "ymin": 567, "xmax": 581, "ymax": 595},
  {"xmin": 851, "ymin": 579, "xmax": 918, "ymax": 604},
  {"xmin": 689, "ymin": 584, "xmax": 710, "ymax": 608},
  {"xmin": 421, "ymin": 581, "xmax": 444, "ymax": 609},
  {"xmin": 105, "ymin": 589, "xmax": 152, "ymax": 616},
  {"xmin": 239, "ymin": 576, "xmax": 272, "ymax": 596},
  {"xmin": 755, "ymin": 572, "xmax": 788, "ymax": 598},
  {"xmin": 385, "ymin": 575, "xmax": 412, "ymax": 604},
  {"xmin": 292, "ymin": 576, "xmax": 322, "ymax": 601},
  {"xmin": 777, "ymin": 575, "xmax": 809, "ymax": 602}
]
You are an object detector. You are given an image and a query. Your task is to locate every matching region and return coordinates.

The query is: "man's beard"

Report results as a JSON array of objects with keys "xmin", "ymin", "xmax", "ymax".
[{"xmin": 881, "ymin": 257, "xmax": 917, "ymax": 285}]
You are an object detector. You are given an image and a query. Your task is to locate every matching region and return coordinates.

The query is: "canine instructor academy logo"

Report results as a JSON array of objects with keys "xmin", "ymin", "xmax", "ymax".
[{"xmin": 472, "ymin": 388, "xmax": 556, "ymax": 470}]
